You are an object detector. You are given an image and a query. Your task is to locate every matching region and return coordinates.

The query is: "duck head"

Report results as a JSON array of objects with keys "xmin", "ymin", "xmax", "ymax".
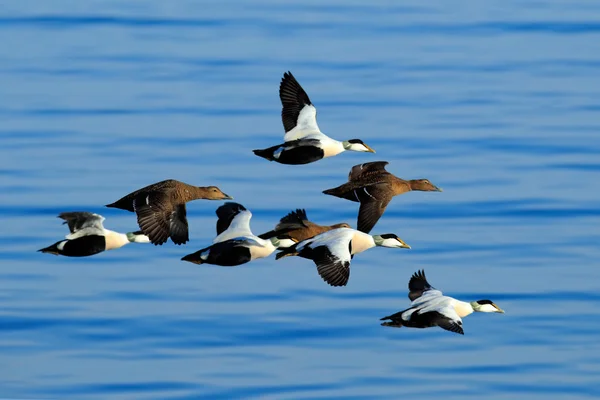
[
  {"xmin": 373, "ymin": 233, "xmax": 411, "ymax": 249},
  {"xmin": 409, "ymin": 179, "xmax": 442, "ymax": 192},
  {"xmin": 470, "ymin": 299, "xmax": 505, "ymax": 313},
  {"xmin": 342, "ymin": 139, "xmax": 375, "ymax": 153}
]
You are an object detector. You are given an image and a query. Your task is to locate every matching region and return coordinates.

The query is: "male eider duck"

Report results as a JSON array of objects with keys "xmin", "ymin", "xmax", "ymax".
[
  {"xmin": 380, "ymin": 270, "xmax": 504, "ymax": 335},
  {"xmin": 181, "ymin": 202, "xmax": 305, "ymax": 267},
  {"xmin": 105, "ymin": 179, "xmax": 232, "ymax": 246},
  {"xmin": 261, "ymin": 209, "xmax": 351, "ymax": 248},
  {"xmin": 323, "ymin": 161, "xmax": 442, "ymax": 233},
  {"xmin": 38, "ymin": 212, "xmax": 149, "ymax": 257},
  {"xmin": 275, "ymin": 227, "xmax": 410, "ymax": 287},
  {"xmin": 252, "ymin": 71, "xmax": 375, "ymax": 165}
]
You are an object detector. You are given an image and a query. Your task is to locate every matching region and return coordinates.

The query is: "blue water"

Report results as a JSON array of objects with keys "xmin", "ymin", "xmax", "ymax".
[{"xmin": 1, "ymin": 0, "xmax": 600, "ymax": 398}]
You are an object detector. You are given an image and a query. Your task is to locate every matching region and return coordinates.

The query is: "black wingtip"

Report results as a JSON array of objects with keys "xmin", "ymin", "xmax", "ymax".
[
  {"xmin": 411, "ymin": 269, "xmax": 428, "ymax": 283},
  {"xmin": 280, "ymin": 208, "xmax": 308, "ymax": 225}
]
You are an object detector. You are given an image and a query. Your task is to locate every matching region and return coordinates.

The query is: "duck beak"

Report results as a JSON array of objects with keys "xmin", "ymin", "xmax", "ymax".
[
  {"xmin": 493, "ymin": 304, "xmax": 505, "ymax": 313},
  {"xmin": 364, "ymin": 144, "xmax": 376, "ymax": 153},
  {"xmin": 398, "ymin": 239, "xmax": 411, "ymax": 249},
  {"xmin": 222, "ymin": 194, "xmax": 234, "ymax": 200},
  {"xmin": 434, "ymin": 186, "xmax": 443, "ymax": 192}
]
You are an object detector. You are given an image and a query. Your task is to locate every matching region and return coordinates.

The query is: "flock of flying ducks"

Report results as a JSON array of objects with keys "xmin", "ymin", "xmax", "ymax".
[{"xmin": 38, "ymin": 72, "xmax": 504, "ymax": 335}]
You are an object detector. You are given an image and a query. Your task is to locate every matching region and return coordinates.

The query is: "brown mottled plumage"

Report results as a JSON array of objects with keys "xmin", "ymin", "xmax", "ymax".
[
  {"xmin": 105, "ymin": 179, "xmax": 232, "ymax": 246},
  {"xmin": 323, "ymin": 161, "xmax": 442, "ymax": 233},
  {"xmin": 263, "ymin": 209, "xmax": 350, "ymax": 244}
]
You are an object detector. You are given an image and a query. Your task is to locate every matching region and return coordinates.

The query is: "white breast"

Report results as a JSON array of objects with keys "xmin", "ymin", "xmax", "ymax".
[
  {"xmin": 319, "ymin": 136, "xmax": 344, "ymax": 158},
  {"xmin": 104, "ymin": 230, "xmax": 130, "ymax": 250},
  {"xmin": 452, "ymin": 299, "xmax": 474, "ymax": 318},
  {"xmin": 248, "ymin": 238, "xmax": 276, "ymax": 260},
  {"xmin": 350, "ymin": 231, "xmax": 376, "ymax": 254}
]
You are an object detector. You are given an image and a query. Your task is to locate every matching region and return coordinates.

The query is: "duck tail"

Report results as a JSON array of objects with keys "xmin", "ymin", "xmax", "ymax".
[
  {"xmin": 275, "ymin": 245, "xmax": 299, "ymax": 260},
  {"xmin": 38, "ymin": 241, "xmax": 61, "ymax": 255},
  {"xmin": 181, "ymin": 250, "xmax": 206, "ymax": 265},
  {"xmin": 380, "ymin": 311, "xmax": 404, "ymax": 328},
  {"xmin": 322, "ymin": 187, "xmax": 337, "ymax": 196},
  {"xmin": 322, "ymin": 184, "xmax": 358, "ymax": 202},
  {"xmin": 380, "ymin": 321, "xmax": 403, "ymax": 328},
  {"xmin": 252, "ymin": 147, "xmax": 276, "ymax": 161}
]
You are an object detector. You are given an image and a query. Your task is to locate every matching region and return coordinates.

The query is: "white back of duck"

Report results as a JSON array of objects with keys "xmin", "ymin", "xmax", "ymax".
[{"xmin": 213, "ymin": 209, "xmax": 254, "ymax": 243}]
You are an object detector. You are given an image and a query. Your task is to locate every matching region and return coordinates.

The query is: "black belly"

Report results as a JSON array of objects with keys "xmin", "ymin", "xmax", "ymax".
[
  {"xmin": 402, "ymin": 311, "xmax": 445, "ymax": 329},
  {"xmin": 277, "ymin": 146, "xmax": 325, "ymax": 165},
  {"xmin": 205, "ymin": 243, "xmax": 253, "ymax": 266},
  {"xmin": 62, "ymin": 235, "xmax": 106, "ymax": 257}
]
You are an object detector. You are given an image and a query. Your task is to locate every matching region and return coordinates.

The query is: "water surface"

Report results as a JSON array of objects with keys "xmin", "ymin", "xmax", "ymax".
[{"xmin": 1, "ymin": 1, "xmax": 600, "ymax": 398}]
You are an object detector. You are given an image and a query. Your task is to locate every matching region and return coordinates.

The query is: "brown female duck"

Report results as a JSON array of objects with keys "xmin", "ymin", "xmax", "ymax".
[
  {"xmin": 106, "ymin": 179, "xmax": 232, "ymax": 245},
  {"xmin": 323, "ymin": 161, "xmax": 441, "ymax": 233},
  {"xmin": 262, "ymin": 209, "xmax": 351, "ymax": 247}
]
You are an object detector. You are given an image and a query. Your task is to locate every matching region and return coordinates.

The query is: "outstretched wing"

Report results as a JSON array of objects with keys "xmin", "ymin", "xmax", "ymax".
[
  {"xmin": 59, "ymin": 212, "xmax": 105, "ymax": 233},
  {"xmin": 59, "ymin": 212, "xmax": 106, "ymax": 240},
  {"xmin": 133, "ymin": 192, "xmax": 175, "ymax": 245},
  {"xmin": 408, "ymin": 269, "xmax": 439, "ymax": 301},
  {"xmin": 278, "ymin": 209, "xmax": 309, "ymax": 226},
  {"xmin": 169, "ymin": 204, "xmax": 189, "ymax": 245},
  {"xmin": 312, "ymin": 245, "xmax": 351, "ymax": 287},
  {"xmin": 348, "ymin": 161, "xmax": 390, "ymax": 181},
  {"xmin": 355, "ymin": 185, "xmax": 393, "ymax": 233},
  {"xmin": 213, "ymin": 203, "xmax": 253, "ymax": 243},
  {"xmin": 280, "ymin": 71, "xmax": 321, "ymax": 141},
  {"xmin": 216, "ymin": 202, "xmax": 249, "ymax": 235},
  {"xmin": 306, "ymin": 228, "xmax": 354, "ymax": 287}
]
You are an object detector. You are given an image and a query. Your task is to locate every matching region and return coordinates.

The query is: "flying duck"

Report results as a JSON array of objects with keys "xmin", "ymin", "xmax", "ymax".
[
  {"xmin": 323, "ymin": 161, "xmax": 442, "ymax": 233},
  {"xmin": 380, "ymin": 270, "xmax": 504, "ymax": 335},
  {"xmin": 260, "ymin": 209, "xmax": 351, "ymax": 248},
  {"xmin": 252, "ymin": 71, "xmax": 375, "ymax": 165},
  {"xmin": 275, "ymin": 227, "xmax": 411, "ymax": 287},
  {"xmin": 38, "ymin": 212, "xmax": 149, "ymax": 257},
  {"xmin": 105, "ymin": 179, "xmax": 232, "ymax": 246},
  {"xmin": 181, "ymin": 202, "xmax": 305, "ymax": 267}
]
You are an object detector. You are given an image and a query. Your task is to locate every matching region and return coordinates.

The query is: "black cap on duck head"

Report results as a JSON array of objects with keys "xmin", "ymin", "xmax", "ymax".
[
  {"xmin": 372, "ymin": 234, "xmax": 411, "ymax": 249},
  {"xmin": 342, "ymin": 139, "xmax": 375, "ymax": 153},
  {"xmin": 472, "ymin": 299, "xmax": 505, "ymax": 313}
]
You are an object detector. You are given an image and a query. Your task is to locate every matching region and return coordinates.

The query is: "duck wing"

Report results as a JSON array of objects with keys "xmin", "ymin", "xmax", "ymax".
[
  {"xmin": 133, "ymin": 191, "xmax": 180, "ymax": 245},
  {"xmin": 432, "ymin": 306, "xmax": 464, "ymax": 335},
  {"xmin": 355, "ymin": 184, "xmax": 393, "ymax": 233},
  {"xmin": 216, "ymin": 202, "xmax": 249, "ymax": 235},
  {"xmin": 348, "ymin": 161, "xmax": 390, "ymax": 181},
  {"xmin": 280, "ymin": 71, "xmax": 321, "ymax": 141},
  {"xmin": 408, "ymin": 269, "xmax": 439, "ymax": 301},
  {"xmin": 169, "ymin": 204, "xmax": 189, "ymax": 245},
  {"xmin": 213, "ymin": 203, "xmax": 253, "ymax": 243},
  {"xmin": 58, "ymin": 212, "xmax": 105, "ymax": 239},
  {"xmin": 436, "ymin": 315, "xmax": 464, "ymax": 335},
  {"xmin": 306, "ymin": 228, "xmax": 354, "ymax": 287}
]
